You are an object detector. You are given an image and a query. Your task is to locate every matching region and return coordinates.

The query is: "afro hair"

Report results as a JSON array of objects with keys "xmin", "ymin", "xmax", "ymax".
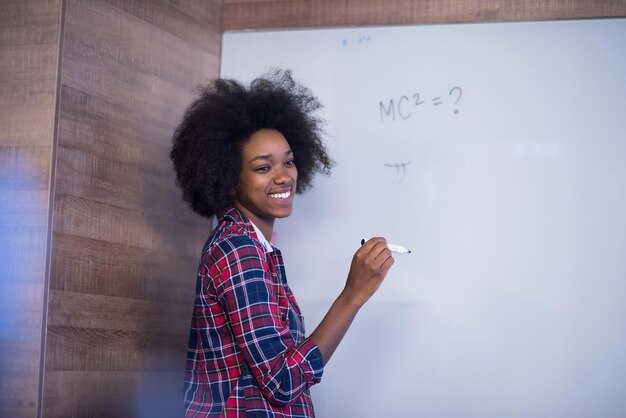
[{"xmin": 170, "ymin": 69, "xmax": 333, "ymax": 218}]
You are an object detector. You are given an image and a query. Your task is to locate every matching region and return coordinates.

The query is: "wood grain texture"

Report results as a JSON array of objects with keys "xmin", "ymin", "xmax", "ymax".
[
  {"xmin": 222, "ymin": 0, "xmax": 626, "ymax": 30},
  {"xmin": 55, "ymin": 84, "xmax": 199, "ymax": 223},
  {"xmin": 51, "ymin": 232, "xmax": 196, "ymax": 303},
  {"xmin": 0, "ymin": 280, "xmax": 49, "ymax": 414},
  {"xmin": 0, "ymin": 0, "xmax": 61, "ymax": 146},
  {"xmin": 102, "ymin": 0, "xmax": 222, "ymax": 53},
  {"xmin": 43, "ymin": 0, "xmax": 221, "ymax": 416},
  {"xmin": 43, "ymin": 371, "xmax": 185, "ymax": 418},
  {"xmin": 0, "ymin": 0, "xmax": 62, "ymax": 417},
  {"xmin": 47, "ymin": 290, "xmax": 191, "ymax": 335},
  {"xmin": 46, "ymin": 323, "xmax": 186, "ymax": 372}
]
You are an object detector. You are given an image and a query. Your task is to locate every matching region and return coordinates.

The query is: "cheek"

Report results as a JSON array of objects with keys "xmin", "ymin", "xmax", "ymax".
[
  {"xmin": 238, "ymin": 176, "xmax": 264, "ymax": 198},
  {"xmin": 235, "ymin": 177, "xmax": 251, "ymax": 201}
]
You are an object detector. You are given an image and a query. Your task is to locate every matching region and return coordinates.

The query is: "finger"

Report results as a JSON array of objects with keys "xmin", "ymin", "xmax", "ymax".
[
  {"xmin": 367, "ymin": 242, "xmax": 390, "ymax": 259},
  {"xmin": 360, "ymin": 237, "xmax": 387, "ymax": 255},
  {"xmin": 370, "ymin": 247, "xmax": 393, "ymax": 271},
  {"xmin": 380, "ymin": 254, "xmax": 395, "ymax": 274},
  {"xmin": 369, "ymin": 255, "xmax": 394, "ymax": 279},
  {"xmin": 360, "ymin": 237, "xmax": 385, "ymax": 248}
]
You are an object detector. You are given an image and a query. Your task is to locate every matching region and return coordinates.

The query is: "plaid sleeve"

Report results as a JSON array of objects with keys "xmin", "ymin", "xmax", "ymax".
[{"xmin": 208, "ymin": 234, "xmax": 324, "ymax": 406}]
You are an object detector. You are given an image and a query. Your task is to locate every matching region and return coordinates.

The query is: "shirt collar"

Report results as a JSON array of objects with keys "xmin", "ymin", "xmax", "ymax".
[
  {"xmin": 249, "ymin": 219, "xmax": 274, "ymax": 253},
  {"xmin": 220, "ymin": 207, "xmax": 274, "ymax": 253}
]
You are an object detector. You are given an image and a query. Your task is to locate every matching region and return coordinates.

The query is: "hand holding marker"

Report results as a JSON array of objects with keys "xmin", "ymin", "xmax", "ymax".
[{"xmin": 361, "ymin": 238, "xmax": 411, "ymax": 254}]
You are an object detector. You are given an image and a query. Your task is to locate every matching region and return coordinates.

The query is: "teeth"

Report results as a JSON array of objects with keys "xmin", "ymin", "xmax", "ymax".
[{"xmin": 269, "ymin": 191, "xmax": 290, "ymax": 199}]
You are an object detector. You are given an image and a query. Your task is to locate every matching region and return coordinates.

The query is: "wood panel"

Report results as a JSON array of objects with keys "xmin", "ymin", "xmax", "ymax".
[
  {"xmin": 44, "ymin": 371, "xmax": 184, "ymax": 418},
  {"xmin": 222, "ymin": 0, "xmax": 626, "ymax": 30},
  {"xmin": 43, "ymin": 0, "xmax": 221, "ymax": 417},
  {"xmin": 0, "ymin": 0, "xmax": 62, "ymax": 417},
  {"xmin": 51, "ymin": 232, "xmax": 195, "ymax": 303}
]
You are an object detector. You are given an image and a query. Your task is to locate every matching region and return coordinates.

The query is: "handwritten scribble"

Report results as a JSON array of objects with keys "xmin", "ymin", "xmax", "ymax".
[
  {"xmin": 379, "ymin": 86, "xmax": 464, "ymax": 122},
  {"xmin": 449, "ymin": 86, "xmax": 463, "ymax": 114},
  {"xmin": 341, "ymin": 35, "xmax": 372, "ymax": 46},
  {"xmin": 413, "ymin": 93, "xmax": 424, "ymax": 106},
  {"xmin": 384, "ymin": 161, "xmax": 411, "ymax": 183}
]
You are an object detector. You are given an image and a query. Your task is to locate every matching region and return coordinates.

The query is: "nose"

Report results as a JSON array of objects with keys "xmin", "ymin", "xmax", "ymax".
[{"xmin": 273, "ymin": 165, "xmax": 293, "ymax": 185}]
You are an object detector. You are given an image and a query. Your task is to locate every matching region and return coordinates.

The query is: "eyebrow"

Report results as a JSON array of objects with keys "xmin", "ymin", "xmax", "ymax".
[{"xmin": 248, "ymin": 149, "xmax": 293, "ymax": 163}]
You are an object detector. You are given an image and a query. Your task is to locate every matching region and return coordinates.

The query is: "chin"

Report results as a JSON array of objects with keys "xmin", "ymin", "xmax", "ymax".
[
  {"xmin": 269, "ymin": 198, "xmax": 294, "ymax": 219},
  {"xmin": 274, "ymin": 208, "xmax": 293, "ymax": 218},
  {"xmin": 271, "ymin": 203, "xmax": 294, "ymax": 218}
]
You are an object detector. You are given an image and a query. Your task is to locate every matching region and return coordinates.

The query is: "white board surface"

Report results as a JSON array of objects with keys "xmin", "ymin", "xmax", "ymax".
[{"xmin": 221, "ymin": 19, "xmax": 626, "ymax": 418}]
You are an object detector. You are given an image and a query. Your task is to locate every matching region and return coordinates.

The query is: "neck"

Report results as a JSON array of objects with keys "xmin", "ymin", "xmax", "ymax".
[
  {"xmin": 254, "ymin": 218, "xmax": 274, "ymax": 243},
  {"xmin": 233, "ymin": 204, "xmax": 274, "ymax": 242}
]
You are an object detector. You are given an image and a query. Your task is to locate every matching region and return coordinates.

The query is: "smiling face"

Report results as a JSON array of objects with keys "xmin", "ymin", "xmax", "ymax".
[{"xmin": 233, "ymin": 129, "xmax": 298, "ymax": 239}]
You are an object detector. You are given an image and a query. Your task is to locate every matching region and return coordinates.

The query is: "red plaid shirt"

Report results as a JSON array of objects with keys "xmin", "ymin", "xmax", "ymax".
[{"xmin": 184, "ymin": 208, "xmax": 324, "ymax": 417}]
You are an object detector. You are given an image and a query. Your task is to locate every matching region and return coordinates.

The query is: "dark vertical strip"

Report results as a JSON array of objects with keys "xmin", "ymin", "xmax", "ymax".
[{"xmin": 38, "ymin": 0, "xmax": 67, "ymax": 416}]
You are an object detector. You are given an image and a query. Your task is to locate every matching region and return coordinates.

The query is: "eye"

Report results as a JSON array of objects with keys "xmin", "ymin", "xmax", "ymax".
[
  {"xmin": 254, "ymin": 165, "xmax": 271, "ymax": 173},
  {"xmin": 285, "ymin": 159, "xmax": 296, "ymax": 167}
]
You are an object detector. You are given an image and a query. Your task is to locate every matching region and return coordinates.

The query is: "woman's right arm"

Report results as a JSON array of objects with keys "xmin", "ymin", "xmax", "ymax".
[{"xmin": 308, "ymin": 237, "xmax": 394, "ymax": 365}]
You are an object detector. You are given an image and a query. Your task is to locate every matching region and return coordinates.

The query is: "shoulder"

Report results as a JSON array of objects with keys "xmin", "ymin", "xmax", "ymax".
[
  {"xmin": 203, "ymin": 230, "xmax": 271, "ymax": 297},
  {"xmin": 213, "ymin": 231, "xmax": 259, "ymax": 259},
  {"xmin": 205, "ymin": 208, "xmax": 266, "ymax": 258},
  {"xmin": 204, "ymin": 222, "xmax": 266, "ymax": 269}
]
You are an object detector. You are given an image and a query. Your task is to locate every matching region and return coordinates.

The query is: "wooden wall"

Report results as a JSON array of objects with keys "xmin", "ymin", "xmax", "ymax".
[
  {"xmin": 222, "ymin": 0, "xmax": 626, "ymax": 30},
  {"xmin": 44, "ymin": 0, "xmax": 221, "ymax": 417},
  {"xmin": 1, "ymin": 0, "xmax": 221, "ymax": 417},
  {"xmin": 0, "ymin": 1, "xmax": 62, "ymax": 417}
]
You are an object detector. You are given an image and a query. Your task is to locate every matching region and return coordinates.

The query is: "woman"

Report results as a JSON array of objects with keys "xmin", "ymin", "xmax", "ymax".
[{"xmin": 171, "ymin": 69, "xmax": 394, "ymax": 417}]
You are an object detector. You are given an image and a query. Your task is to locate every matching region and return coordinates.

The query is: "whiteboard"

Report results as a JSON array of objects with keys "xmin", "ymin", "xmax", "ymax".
[{"xmin": 221, "ymin": 19, "xmax": 626, "ymax": 418}]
